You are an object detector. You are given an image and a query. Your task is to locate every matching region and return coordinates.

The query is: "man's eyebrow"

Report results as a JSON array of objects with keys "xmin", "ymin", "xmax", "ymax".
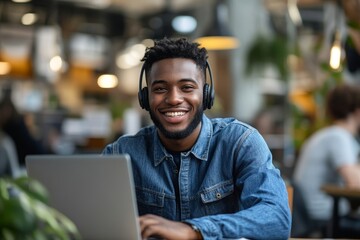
[
  {"xmin": 151, "ymin": 79, "xmax": 199, "ymax": 85},
  {"xmin": 179, "ymin": 78, "xmax": 198, "ymax": 84},
  {"xmin": 151, "ymin": 80, "xmax": 167, "ymax": 85}
]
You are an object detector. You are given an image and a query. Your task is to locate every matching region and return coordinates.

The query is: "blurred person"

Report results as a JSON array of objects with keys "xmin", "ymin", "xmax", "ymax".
[
  {"xmin": 293, "ymin": 83, "xmax": 360, "ymax": 237},
  {"xmin": 0, "ymin": 91, "xmax": 46, "ymax": 167},
  {"xmin": 0, "ymin": 129, "xmax": 22, "ymax": 177},
  {"xmin": 102, "ymin": 37, "xmax": 291, "ymax": 239}
]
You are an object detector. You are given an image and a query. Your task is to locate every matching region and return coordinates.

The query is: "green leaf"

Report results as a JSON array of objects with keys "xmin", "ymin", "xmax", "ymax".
[
  {"xmin": 245, "ymin": 35, "xmax": 289, "ymax": 80},
  {"xmin": 0, "ymin": 190, "xmax": 37, "ymax": 232},
  {"xmin": 0, "ymin": 177, "xmax": 81, "ymax": 240},
  {"xmin": 13, "ymin": 177, "xmax": 49, "ymax": 204}
]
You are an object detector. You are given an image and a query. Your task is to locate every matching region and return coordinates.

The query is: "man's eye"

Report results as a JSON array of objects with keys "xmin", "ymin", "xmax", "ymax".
[
  {"xmin": 153, "ymin": 87, "xmax": 166, "ymax": 92},
  {"xmin": 182, "ymin": 85, "xmax": 194, "ymax": 91}
]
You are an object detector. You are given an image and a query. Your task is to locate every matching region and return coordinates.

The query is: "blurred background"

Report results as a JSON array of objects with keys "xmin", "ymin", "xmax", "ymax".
[
  {"xmin": 2, "ymin": 1, "xmax": 360, "ymax": 238},
  {"xmin": 1, "ymin": 0, "xmax": 360, "ymax": 178}
]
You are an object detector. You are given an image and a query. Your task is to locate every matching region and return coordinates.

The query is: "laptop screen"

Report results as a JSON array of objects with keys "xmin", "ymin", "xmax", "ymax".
[{"xmin": 26, "ymin": 154, "xmax": 141, "ymax": 240}]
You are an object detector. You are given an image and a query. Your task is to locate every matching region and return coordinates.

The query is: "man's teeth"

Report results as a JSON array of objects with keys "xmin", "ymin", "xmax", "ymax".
[{"xmin": 165, "ymin": 112, "xmax": 185, "ymax": 117}]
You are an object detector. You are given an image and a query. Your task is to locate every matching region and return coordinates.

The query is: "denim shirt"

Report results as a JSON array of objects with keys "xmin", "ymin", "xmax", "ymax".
[{"xmin": 102, "ymin": 115, "xmax": 291, "ymax": 240}]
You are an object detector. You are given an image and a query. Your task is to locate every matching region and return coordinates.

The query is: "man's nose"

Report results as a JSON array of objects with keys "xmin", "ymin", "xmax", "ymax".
[{"xmin": 165, "ymin": 88, "xmax": 183, "ymax": 105}]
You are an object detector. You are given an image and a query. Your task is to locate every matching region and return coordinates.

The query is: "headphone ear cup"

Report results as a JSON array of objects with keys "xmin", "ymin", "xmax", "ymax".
[
  {"xmin": 138, "ymin": 87, "xmax": 150, "ymax": 111},
  {"xmin": 208, "ymin": 85, "xmax": 214, "ymax": 109},
  {"xmin": 138, "ymin": 91, "xmax": 144, "ymax": 109},
  {"xmin": 203, "ymin": 84, "xmax": 210, "ymax": 110}
]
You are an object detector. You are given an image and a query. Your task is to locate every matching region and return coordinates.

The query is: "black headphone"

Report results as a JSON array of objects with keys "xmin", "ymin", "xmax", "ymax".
[{"xmin": 138, "ymin": 61, "xmax": 215, "ymax": 111}]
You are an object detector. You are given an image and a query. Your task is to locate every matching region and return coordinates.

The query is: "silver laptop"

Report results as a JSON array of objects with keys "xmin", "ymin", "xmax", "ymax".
[{"xmin": 25, "ymin": 154, "xmax": 141, "ymax": 240}]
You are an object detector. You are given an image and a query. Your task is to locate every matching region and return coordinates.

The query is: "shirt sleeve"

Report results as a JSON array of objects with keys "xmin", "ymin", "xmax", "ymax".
[
  {"xmin": 101, "ymin": 143, "xmax": 113, "ymax": 154},
  {"xmin": 185, "ymin": 129, "xmax": 292, "ymax": 240},
  {"xmin": 327, "ymin": 131, "xmax": 359, "ymax": 168}
]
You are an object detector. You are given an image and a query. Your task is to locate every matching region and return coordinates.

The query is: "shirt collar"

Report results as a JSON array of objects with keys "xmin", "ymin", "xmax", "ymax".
[{"xmin": 153, "ymin": 114, "xmax": 213, "ymax": 166}]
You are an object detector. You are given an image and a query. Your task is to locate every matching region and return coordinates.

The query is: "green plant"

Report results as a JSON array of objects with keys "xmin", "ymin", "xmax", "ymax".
[
  {"xmin": 245, "ymin": 35, "xmax": 291, "ymax": 81},
  {"xmin": 0, "ymin": 176, "xmax": 81, "ymax": 240}
]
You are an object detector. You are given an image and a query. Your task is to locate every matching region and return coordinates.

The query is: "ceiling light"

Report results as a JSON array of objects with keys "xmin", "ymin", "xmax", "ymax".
[
  {"xmin": 172, "ymin": 15, "xmax": 197, "ymax": 34},
  {"xmin": 329, "ymin": 32, "xmax": 342, "ymax": 70},
  {"xmin": 287, "ymin": 0, "xmax": 302, "ymax": 26},
  {"xmin": 329, "ymin": 3, "xmax": 343, "ymax": 71},
  {"xmin": 22, "ymin": 13, "xmax": 37, "ymax": 25},
  {"xmin": 12, "ymin": 0, "xmax": 32, "ymax": 3},
  {"xmin": 196, "ymin": 36, "xmax": 238, "ymax": 50},
  {"xmin": 49, "ymin": 56, "xmax": 63, "ymax": 72},
  {"xmin": 97, "ymin": 74, "xmax": 118, "ymax": 88},
  {"xmin": 195, "ymin": 0, "xmax": 239, "ymax": 51}
]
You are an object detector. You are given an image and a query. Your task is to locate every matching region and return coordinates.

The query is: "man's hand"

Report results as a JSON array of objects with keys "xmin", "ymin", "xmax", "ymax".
[{"xmin": 139, "ymin": 214, "xmax": 202, "ymax": 240}]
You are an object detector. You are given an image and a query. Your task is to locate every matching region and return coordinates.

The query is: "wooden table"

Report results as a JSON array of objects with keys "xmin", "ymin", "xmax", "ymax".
[{"xmin": 321, "ymin": 185, "xmax": 360, "ymax": 238}]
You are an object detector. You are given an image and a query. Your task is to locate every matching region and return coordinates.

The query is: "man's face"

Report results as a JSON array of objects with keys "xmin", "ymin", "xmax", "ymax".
[{"xmin": 147, "ymin": 58, "xmax": 204, "ymax": 140}]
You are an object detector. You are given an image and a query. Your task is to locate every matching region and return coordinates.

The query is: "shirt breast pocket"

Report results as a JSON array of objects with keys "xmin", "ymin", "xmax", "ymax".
[
  {"xmin": 200, "ymin": 181, "xmax": 236, "ymax": 215},
  {"xmin": 136, "ymin": 187, "xmax": 165, "ymax": 216}
]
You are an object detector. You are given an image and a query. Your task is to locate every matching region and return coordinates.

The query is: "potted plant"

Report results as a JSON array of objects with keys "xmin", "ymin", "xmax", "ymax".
[{"xmin": 0, "ymin": 176, "xmax": 81, "ymax": 240}]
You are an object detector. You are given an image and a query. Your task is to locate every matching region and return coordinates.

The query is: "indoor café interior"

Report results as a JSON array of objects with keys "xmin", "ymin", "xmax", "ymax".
[{"xmin": 1, "ymin": 0, "xmax": 360, "ymax": 239}]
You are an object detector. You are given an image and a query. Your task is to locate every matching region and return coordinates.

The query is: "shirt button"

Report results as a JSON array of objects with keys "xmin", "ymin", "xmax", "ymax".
[
  {"xmin": 216, "ymin": 193, "xmax": 221, "ymax": 199},
  {"xmin": 174, "ymin": 169, "xmax": 179, "ymax": 174}
]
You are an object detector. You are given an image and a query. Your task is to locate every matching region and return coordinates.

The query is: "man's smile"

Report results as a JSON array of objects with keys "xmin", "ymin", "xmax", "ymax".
[
  {"xmin": 160, "ymin": 110, "xmax": 189, "ymax": 124},
  {"xmin": 164, "ymin": 111, "xmax": 186, "ymax": 117}
]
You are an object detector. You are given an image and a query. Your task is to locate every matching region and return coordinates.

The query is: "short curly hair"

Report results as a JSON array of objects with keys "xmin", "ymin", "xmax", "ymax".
[
  {"xmin": 141, "ymin": 37, "xmax": 208, "ymax": 79},
  {"xmin": 326, "ymin": 84, "xmax": 360, "ymax": 120}
]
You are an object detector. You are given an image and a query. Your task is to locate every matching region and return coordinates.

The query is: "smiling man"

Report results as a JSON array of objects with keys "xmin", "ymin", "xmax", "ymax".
[{"xmin": 102, "ymin": 37, "xmax": 291, "ymax": 240}]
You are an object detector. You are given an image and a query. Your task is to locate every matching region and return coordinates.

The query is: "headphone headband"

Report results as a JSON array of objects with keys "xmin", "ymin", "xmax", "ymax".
[{"xmin": 138, "ymin": 63, "xmax": 146, "ymax": 99}]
